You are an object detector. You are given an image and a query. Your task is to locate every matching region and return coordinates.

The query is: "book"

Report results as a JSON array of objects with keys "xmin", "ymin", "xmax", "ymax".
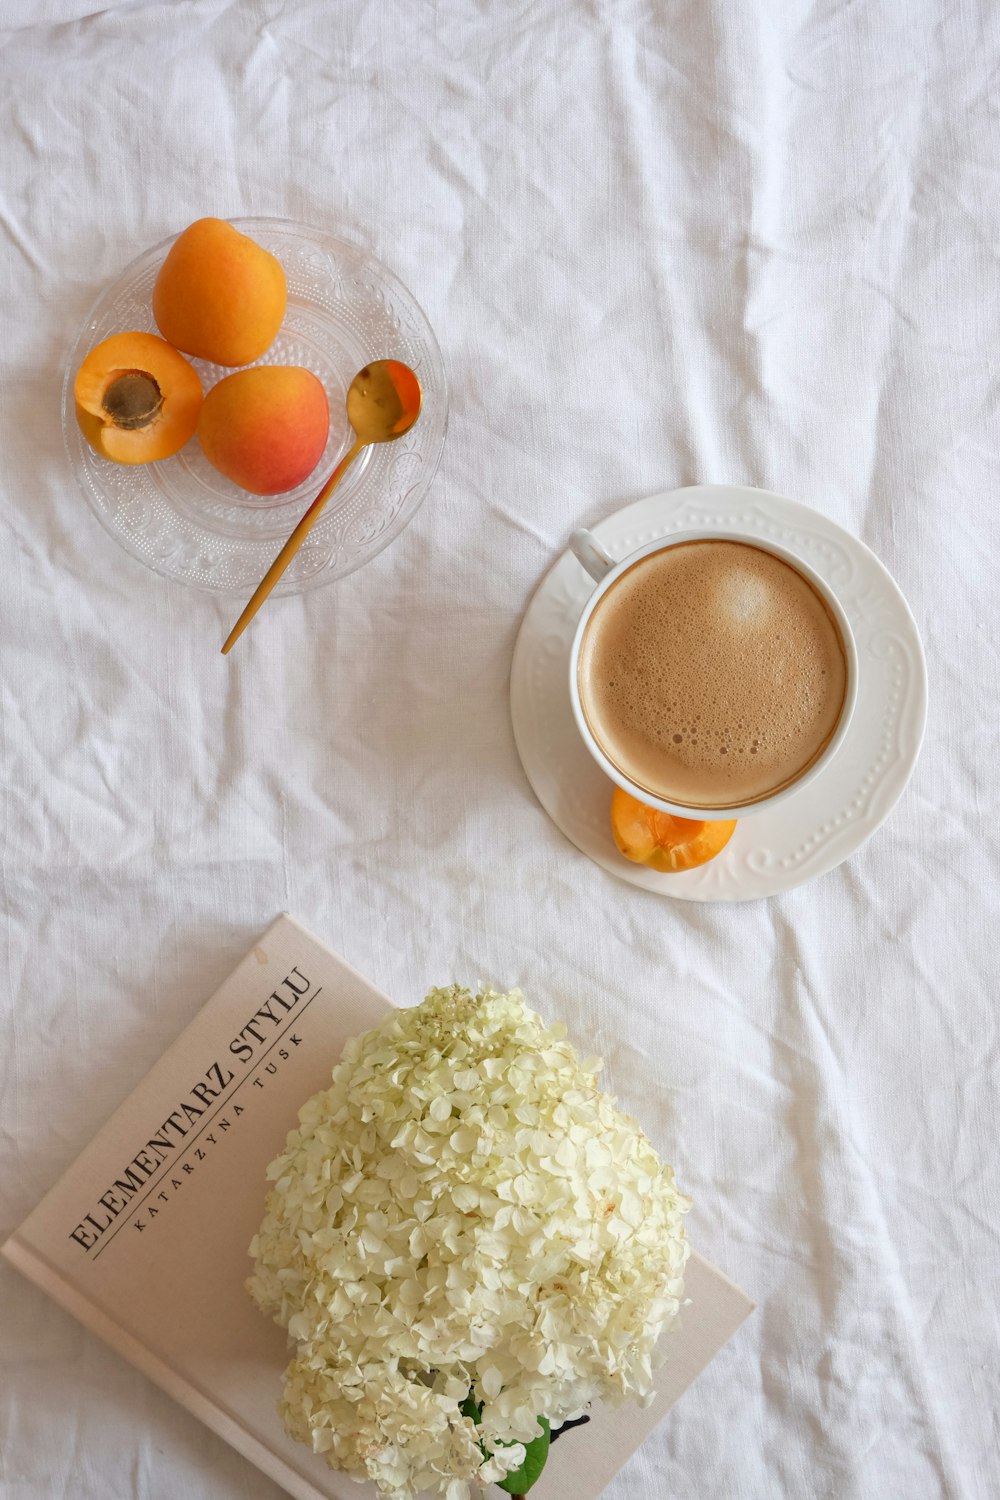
[{"xmin": 2, "ymin": 914, "xmax": 753, "ymax": 1500}]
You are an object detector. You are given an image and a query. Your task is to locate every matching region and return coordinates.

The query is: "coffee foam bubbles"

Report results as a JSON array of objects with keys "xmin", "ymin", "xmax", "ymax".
[{"xmin": 579, "ymin": 540, "xmax": 848, "ymax": 808}]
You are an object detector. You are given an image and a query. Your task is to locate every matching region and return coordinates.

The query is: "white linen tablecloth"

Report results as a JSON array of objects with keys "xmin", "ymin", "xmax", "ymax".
[{"xmin": 1, "ymin": 2, "xmax": 997, "ymax": 1497}]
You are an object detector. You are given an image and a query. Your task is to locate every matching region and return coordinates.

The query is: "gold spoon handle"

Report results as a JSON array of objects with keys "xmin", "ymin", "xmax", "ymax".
[{"xmin": 221, "ymin": 439, "xmax": 365, "ymax": 655}]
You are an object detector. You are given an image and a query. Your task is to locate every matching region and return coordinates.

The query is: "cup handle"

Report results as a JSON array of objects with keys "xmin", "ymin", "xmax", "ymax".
[{"xmin": 570, "ymin": 529, "xmax": 616, "ymax": 583}]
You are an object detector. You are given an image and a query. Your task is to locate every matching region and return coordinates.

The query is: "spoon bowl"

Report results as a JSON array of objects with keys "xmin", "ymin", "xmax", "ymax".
[{"xmin": 347, "ymin": 359, "xmax": 422, "ymax": 443}]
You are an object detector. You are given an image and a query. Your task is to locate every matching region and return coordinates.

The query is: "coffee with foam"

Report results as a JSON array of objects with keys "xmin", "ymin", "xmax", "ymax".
[{"xmin": 578, "ymin": 540, "xmax": 848, "ymax": 810}]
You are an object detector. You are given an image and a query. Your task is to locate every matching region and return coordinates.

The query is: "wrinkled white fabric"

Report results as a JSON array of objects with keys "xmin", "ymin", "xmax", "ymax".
[{"xmin": 1, "ymin": 2, "xmax": 997, "ymax": 1498}]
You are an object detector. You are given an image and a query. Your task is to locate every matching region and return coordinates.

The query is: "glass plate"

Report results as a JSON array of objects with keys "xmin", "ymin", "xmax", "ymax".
[{"xmin": 61, "ymin": 218, "xmax": 448, "ymax": 595}]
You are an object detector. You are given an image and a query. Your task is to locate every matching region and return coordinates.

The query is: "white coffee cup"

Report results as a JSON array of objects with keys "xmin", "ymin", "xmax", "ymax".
[{"xmin": 568, "ymin": 528, "xmax": 859, "ymax": 820}]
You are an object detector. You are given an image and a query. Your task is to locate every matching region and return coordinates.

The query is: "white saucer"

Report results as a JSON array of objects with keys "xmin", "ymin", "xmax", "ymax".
[{"xmin": 510, "ymin": 485, "xmax": 927, "ymax": 901}]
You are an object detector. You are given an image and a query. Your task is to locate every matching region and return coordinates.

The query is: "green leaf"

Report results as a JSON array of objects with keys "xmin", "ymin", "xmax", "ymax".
[
  {"xmin": 497, "ymin": 1416, "xmax": 551, "ymax": 1495},
  {"xmin": 459, "ymin": 1389, "xmax": 551, "ymax": 1495}
]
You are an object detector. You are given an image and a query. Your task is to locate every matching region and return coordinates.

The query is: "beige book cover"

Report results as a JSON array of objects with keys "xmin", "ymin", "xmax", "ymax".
[{"xmin": 2, "ymin": 914, "xmax": 753, "ymax": 1500}]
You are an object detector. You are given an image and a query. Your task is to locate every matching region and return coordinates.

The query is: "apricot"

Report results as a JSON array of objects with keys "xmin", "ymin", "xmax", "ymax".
[
  {"xmin": 152, "ymin": 218, "xmax": 287, "ymax": 368},
  {"xmin": 74, "ymin": 331, "xmax": 203, "ymax": 464},
  {"xmin": 196, "ymin": 366, "xmax": 329, "ymax": 495},
  {"xmin": 610, "ymin": 786, "xmax": 737, "ymax": 873}
]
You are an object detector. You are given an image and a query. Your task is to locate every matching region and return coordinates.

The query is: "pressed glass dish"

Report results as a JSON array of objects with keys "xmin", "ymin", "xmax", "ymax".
[{"xmin": 61, "ymin": 218, "xmax": 448, "ymax": 595}]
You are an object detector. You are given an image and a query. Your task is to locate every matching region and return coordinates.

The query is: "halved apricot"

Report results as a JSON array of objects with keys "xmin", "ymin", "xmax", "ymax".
[
  {"xmin": 74, "ymin": 331, "xmax": 203, "ymax": 464},
  {"xmin": 610, "ymin": 786, "xmax": 736, "ymax": 873}
]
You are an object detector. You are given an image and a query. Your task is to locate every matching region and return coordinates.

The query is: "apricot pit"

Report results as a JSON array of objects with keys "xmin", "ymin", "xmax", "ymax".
[{"xmin": 101, "ymin": 371, "xmax": 163, "ymax": 429}]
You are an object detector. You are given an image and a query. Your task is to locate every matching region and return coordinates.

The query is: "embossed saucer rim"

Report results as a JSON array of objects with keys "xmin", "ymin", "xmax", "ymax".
[{"xmin": 509, "ymin": 484, "xmax": 928, "ymax": 902}]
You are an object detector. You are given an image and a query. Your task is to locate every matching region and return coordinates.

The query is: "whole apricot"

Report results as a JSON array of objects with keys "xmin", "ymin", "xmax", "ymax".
[
  {"xmin": 610, "ymin": 786, "xmax": 737, "ymax": 873},
  {"xmin": 74, "ymin": 331, "xmax": 203, "ymax": 463},
  {"xmin": 197, "ymin": 366, "xmax": 329, "ymax": 495},
  {"xmin": 152, "ymin": 218, "xmax": 287, "ymax": 368}
]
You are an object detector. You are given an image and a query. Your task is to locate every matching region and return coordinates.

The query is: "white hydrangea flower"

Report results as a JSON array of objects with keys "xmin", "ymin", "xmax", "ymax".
[{"xmin": 247, "ymin": 985, "xmax": 690, "ymax": 1500}]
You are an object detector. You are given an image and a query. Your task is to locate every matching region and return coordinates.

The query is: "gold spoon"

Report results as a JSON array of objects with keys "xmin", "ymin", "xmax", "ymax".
[{"xmin": 221, "ymin": 359, "xmax": 422, "ymax": 654}]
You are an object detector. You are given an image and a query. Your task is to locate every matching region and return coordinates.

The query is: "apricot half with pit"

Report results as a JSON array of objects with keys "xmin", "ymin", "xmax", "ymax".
[
  {"xmin": 74, "ymin": 331, "xmax": 203, "ymax": 463},
  {"xmin": 610, "ymin": 786, "xmax": 737, "ymax": 873},
  {"xmin": 152, "ymin": 218, "xmax": 287, "ymax": 368},
  {"xmin": 196, "ymin": 366, "xmax": 330, "ymax": 495}
]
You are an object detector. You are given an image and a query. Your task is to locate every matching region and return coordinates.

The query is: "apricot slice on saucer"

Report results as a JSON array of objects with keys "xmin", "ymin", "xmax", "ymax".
[
  {"xmin": 610, "ymin": 786, "xmax": 736, "ymax": 873},
  {"xmin": 74, "ymin": 331, "xmax": 203, "ymax": 464}
]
